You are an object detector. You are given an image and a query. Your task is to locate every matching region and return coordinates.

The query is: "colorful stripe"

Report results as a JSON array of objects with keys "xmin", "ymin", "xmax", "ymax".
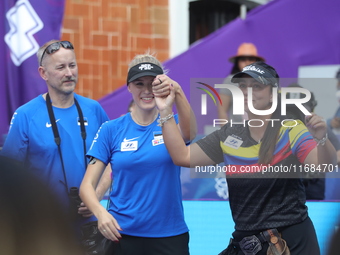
[{"xmin": 221, "ymin": 120, "xmax": 316, "ymax": 172}]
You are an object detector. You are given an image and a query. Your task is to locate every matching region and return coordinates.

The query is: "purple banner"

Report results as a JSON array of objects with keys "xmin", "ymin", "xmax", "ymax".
[
  {"xmin": 0, "ymin": 0, "xmax": 66, "ymax": 146},
  {"xmin": 98, "ymin": 0, "xmax": 340, "ymax": 201},
  {"xmin": 98, "ymin": 0, "xmax": 340, "ymax": 122}
]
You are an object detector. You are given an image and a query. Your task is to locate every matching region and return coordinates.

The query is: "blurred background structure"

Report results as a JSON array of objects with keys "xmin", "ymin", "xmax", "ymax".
[
  {"xmin": 4, "ymin": 0, "xmax": 339, "ymax": 135},
  {"xmin": 1, "ymin": 0, "xmax": 275, "ymax": 142}
]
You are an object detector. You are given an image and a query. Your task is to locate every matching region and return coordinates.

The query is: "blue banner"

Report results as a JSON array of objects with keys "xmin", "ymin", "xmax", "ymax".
[{"xmin": 0, "ymin": 0, "xmax": 65, "ymax": 146}]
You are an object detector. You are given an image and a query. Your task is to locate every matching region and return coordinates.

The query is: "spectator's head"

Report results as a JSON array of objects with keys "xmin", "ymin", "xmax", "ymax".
[
  {"xmin": 285, "ymin": 83, "xmax": 317, "ymax": 122},
  {"xmin": 229, "ymin": 43, "xmax": 265, "ymax": 74},
  {"xmin": 335, "ymin": 68, "xmax": 340, "ymax": 90},
  {"xmin": 0, "ymin": 156, "xmax": 83, "ymax": 255},
  {"xmin": 37, "ymin": 40, "xmax": 78, "ymax": 95},
  {"xmin": 336, "ymin": 69, "xmax": 340, "ymax": 81}
]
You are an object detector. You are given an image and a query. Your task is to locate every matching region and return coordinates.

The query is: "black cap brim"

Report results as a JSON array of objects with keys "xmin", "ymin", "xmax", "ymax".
[
  {"xmin": 231, "ymin": 71, "xmax": 278, "ymax": 87},
  {"xmin": 231, "ymin": 71, "xmax": 269, "ymax": 85},
  {"xmin": 128, "ymin": 71, "xmax": 161, "ymax": 83}
]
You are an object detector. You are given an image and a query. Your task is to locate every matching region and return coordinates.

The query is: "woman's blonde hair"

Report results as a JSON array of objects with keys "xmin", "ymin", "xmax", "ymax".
[{"xmin": 128, "ymin": 51, "xmax": 168, "ymax": 74}]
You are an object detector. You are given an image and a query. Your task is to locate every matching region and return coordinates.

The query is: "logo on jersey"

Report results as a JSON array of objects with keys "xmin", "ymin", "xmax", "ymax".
[
  {"xmin": 46, "ymin": 119, "xmax": 60, "ymax": 128},
  {"xmin": 223, "ymin": 135, "xmax": 243, "ymax": 149},
  {"xmin": 121, "ymin": 137, "xmax": 139, "ymax": 151},
  {"xmin": 123, "ymin": 137, "xmax": 139, "ymax": 142}
]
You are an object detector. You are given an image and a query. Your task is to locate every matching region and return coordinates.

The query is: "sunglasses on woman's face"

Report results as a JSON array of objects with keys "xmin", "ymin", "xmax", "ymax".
[
  {"xmin": 238, "ymin": 56, "xmax": 258, "ymax": 62},
  {"xmin": 40, "ymin": 41, "xmax": 74, "ymax": 66}
]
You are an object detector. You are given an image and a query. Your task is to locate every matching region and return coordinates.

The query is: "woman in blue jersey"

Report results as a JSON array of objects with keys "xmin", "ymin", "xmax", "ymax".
[
  {"xmin": 154, "ymin": 62, "xmax": 336, "ymax": 255},
  {"xmin": 80, "ymin": 53, "xmax": 196, "ymax": 255}
]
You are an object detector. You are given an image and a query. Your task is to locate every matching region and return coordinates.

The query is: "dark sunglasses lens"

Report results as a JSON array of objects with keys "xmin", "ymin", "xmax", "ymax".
[
  {"xmin": 60, "ymin": 41, "xmax": 74, "ymax": 49},
  {"xmin": 238, "ymin": 56, "xmax": 258, "ymax": 62},
  {"xmin": 45, "ymin": 42, "xmax": 61, "ymax": 54},
  {"xmin": 40, "ymin": 41, "xmax": 74, "ymax": 65}
]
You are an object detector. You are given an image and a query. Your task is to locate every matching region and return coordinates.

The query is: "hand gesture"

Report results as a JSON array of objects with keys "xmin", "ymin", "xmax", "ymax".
[
  {"xmin": 305, "ymin": 113, "xmax": 327, "ymax": 141},
  {"xmin": 152, "ymin": 75, "xmax": 177, "ymax": 112}
]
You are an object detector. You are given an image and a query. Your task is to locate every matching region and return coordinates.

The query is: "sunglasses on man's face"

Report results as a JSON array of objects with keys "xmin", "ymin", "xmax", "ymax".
[{"xmin": 39, "ymin": 41, "xmax": 74, "ymax": 66}]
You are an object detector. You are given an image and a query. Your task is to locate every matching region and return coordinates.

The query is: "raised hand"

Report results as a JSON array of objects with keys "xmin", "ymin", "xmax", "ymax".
[
  {"xmin": 152, "ymin": 75, "xmax": 177, "ymax": 112},
  {"xmin": 305, "ymin": 113, "xmax": 327, "ymax": 142}
]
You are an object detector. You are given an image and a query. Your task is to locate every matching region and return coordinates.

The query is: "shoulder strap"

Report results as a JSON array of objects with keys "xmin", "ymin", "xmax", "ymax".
[
  {"xmin": 46, "ymin": 93, "xmax": 68, "ymax": 192},
  {"xmin": 45, "ymin": 93, "xmax": 88, "ymax": 193},
  {"xmin": 74, "ymin": 97, "xmax": 87, "ymax": 169}
]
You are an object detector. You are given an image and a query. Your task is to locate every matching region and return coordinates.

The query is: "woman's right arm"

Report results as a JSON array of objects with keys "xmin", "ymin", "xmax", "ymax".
[
  {"xmin": 79, "ymin": 159, "xmax": 122, "ymax": 241},
  {"xmin": 155, "ymin": 85, "xmax": 215, "ymax": 168},
  {"xmin": 95, "ymin": 165, "xmax": 112, "ymax": 201}
]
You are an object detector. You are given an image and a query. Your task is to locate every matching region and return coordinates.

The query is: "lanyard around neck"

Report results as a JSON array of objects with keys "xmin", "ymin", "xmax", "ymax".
[{"xmin": 45, "ymin": 93, "xmax": 87, "ymax": 191}]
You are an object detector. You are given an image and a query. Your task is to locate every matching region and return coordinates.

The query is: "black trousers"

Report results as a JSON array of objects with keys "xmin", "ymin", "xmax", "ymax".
[
  {"xmin": 112, "ymin": 232, "xmax": 189, "ymax": 255},
  {"xmin": 233, "ymin": 217, "xmax": 320, "ymax": 255}
]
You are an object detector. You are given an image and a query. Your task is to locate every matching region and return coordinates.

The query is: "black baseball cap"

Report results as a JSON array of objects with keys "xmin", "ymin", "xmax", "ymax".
[
  {"xmin": 231, "ymin": 62, "xmax": 279, "ymax": 87},
  {"xmin": 127, "ymin": 62, "xmax": 164, "ymax": 84}
]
